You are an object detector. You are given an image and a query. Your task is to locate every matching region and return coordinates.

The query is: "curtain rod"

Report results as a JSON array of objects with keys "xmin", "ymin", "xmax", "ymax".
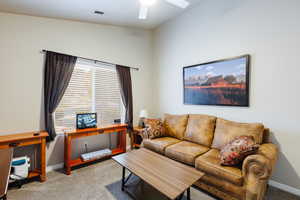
[{"xmin": 40, "ymin": 49, "xmax": 139, "ymax": 71}]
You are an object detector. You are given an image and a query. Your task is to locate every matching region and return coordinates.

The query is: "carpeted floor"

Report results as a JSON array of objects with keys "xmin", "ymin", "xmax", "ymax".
[{"xmin": 7, "ymin": 159, "xmax": 300, "ymax": 200}]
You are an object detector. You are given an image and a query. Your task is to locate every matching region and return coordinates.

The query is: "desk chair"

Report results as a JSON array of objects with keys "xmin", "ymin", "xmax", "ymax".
[{"xmin": 0, "ymin": 148, "xmax": 13, "ymax": 200}]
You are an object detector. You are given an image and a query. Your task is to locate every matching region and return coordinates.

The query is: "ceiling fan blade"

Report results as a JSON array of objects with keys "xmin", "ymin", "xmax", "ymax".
[
  {"xmin": 139, "ymin": 5, "xmax": 148, "ymax": 20},
  {"xmin": 165, "ymin": 0, "xmax": 190, "ymax": 8}
]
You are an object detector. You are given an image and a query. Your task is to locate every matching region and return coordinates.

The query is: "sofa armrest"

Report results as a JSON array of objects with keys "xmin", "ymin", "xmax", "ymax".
[
  {"xmin": 242, "ymin": 143, "xmax": 278, "ymax": 200},
  {"xmin": 257, "ymin": 143, "xmax": 278, "ymax": 170}
]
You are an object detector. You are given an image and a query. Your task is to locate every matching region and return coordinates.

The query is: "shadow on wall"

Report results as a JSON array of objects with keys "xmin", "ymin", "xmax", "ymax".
[
  {"xmin": 269, "ymin": 131, "xmax": 300, "ymax": 189},
  {"xmin": 46, "ymin": 135, "xmax": 65, "ymax": 166},
  {"xmin": 39, "ymin": 53, "xmax": 46, "ymax": 131}
]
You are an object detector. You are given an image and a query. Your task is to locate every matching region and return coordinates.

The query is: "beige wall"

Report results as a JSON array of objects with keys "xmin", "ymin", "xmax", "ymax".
[
  {"xmin": 0, "ymin": 12, "xmax": 154, "ymax": 165},
  {"xmin": 153, "ymin": 0, "xmax": 300, "ymax": 190}
]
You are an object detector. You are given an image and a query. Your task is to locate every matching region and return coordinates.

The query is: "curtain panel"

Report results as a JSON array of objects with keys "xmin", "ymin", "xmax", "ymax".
[
  {"xmin": 44, "ymin": 51, "xmax": 77, "ymax": 141},
  {"xmin": 116, "ymin": 65, "xmax": 133, "ymax": 130}
]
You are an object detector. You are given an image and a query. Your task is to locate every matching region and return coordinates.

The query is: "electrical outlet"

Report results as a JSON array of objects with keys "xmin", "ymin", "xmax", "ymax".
[{"xmin": 82, "ymin": 141, "xmax": 89, "ymax": 153}]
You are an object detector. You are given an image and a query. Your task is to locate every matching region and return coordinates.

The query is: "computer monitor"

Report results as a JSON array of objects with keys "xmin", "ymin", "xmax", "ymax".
[{"xmin": 76, "ymin": 113, "xmax": 97, "ymax": 129}]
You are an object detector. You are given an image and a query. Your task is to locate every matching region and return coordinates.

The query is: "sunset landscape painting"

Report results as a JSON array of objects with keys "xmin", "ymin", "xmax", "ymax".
[{"xmin": 183, "ymin": 55, "xmax": 250, "ymax": 106}]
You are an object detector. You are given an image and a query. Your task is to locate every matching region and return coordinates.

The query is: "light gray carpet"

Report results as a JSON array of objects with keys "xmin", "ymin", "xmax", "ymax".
[{"xmin": 7, "ymin": 159, "xmax": 300, "ymax": 200}]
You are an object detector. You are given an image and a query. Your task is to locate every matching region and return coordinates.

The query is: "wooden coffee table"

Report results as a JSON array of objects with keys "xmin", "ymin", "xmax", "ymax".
[{"xmin": 112, "ymin": 148, "xmax": 204, "ymax": 200}]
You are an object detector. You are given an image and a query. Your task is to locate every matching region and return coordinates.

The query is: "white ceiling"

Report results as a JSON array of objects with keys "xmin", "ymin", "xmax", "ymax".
[{"xmin": 0, "ymin": 0, "xmax": 201, "ymax": 29}]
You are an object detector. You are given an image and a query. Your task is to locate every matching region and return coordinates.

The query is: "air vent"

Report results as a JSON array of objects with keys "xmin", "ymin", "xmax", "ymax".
[{"xmin": 94, "ymin": 10, "xmax": 104, "ymax": 15}]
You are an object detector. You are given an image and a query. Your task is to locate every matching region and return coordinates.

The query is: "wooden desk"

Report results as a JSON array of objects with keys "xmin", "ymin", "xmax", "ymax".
[
  {"xmin": 0, "ymin": 131, "xmax": 48, "ymax": 182},
  {"xmin": 64, "ymin": 124, "xmax": 127, "ymax": 175}
]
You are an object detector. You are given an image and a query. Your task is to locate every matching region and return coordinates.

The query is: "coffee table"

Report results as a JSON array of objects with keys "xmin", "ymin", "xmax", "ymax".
[{"xmin": 112, "ymin": 148, "xmax": 204, "ymax": 200}]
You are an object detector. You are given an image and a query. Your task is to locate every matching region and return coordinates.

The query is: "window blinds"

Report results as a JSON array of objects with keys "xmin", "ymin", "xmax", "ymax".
[{"xmin": 54, "ymin": 61, "xmax": 123, "ymax": 133}]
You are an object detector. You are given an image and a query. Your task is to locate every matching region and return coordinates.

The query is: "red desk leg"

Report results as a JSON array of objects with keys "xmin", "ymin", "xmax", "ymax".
[
  {"xmin": 122, "ymin": 130, "xmax": 127, "ymax": 153},
  {"xmin": 40, "ymin": 137, "xmax": 46, "ymax": 182},
  {"xmin": 117, "ymin": 129, "xmax": 127, "ymax": 153},
  {"xmin": 64, "ymin": 135, "xmax": 72, "ymax": 175}
]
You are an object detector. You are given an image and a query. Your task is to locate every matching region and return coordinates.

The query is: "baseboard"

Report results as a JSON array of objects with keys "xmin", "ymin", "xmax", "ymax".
[
  {"xmin": 269, "ymin": 180, "xmax": 300, "ymax": 197},
  {"xmin": 46, "ymin": 163, "xmax": 64, "ymax": 173}
]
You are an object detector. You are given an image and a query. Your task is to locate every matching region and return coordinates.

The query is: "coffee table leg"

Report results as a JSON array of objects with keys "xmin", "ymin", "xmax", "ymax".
[
  {"xmin": 122, "ymin": 166, "xmax": 125, "ymax": 191},
  {"xmin": 176, "ymin": 193, "xmax": 184, "ymax": 200},
  {"xmin": 187, "ymin": 187, "xmax": 191, "ymax": 200}
]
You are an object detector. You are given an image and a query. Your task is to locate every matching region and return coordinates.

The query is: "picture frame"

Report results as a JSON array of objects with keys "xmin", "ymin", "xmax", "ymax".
[{"xmin": 183, "ymin": 55, "xmax": 250, "ymax": 107}]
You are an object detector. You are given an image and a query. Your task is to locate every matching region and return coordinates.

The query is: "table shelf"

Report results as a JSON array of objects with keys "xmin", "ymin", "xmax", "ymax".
[
  {"xmin": 28, "ymin": 170, "xmax": 41, "ymax": 179},
  {"xmin": 69, "ymin": 147, "xmax": 125, "ymax": 168}
]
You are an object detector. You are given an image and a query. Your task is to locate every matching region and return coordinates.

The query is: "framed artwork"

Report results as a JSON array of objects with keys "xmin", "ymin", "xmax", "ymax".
[{"xmin": 183, "ymin": 55, "xmax": 250, "ymax": 107}]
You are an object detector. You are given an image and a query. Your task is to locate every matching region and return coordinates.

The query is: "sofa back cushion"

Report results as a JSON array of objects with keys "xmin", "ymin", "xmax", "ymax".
[
  {"xmin": 211, "ymin": 118, "xmax": 264, "ymax": 150},
  {"xmin": 164, "ymin": 114, "xmax": 188, "ymax": 140},
  {"xmin": 184, "ymin": 114, "xmax": 216, "ymax": 147}
]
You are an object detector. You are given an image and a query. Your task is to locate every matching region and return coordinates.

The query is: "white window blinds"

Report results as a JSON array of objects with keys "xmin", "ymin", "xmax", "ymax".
[{"xmin": 54, "ymin": 60, "xmax": 123, "ymax": 133}]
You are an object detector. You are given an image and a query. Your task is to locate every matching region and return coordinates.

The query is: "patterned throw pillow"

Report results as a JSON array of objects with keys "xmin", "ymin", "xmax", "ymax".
[
  {"xmin": 142, "ymin": 118, "xmax": 166, "ymax": 139},
  {"xmin": 220, "ymin": 136, "xmax": 260, "ymax": 166}
]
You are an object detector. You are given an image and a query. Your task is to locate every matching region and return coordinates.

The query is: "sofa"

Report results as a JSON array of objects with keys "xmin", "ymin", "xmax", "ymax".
[{"xmin": 141, "ymin": 114, "xmax": 278, "ymax": 200}]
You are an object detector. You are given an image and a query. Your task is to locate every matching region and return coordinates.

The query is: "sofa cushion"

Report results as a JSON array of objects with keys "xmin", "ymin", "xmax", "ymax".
[
  {"xmin": 165, "ymin": 141, "xmax": 209, "ymax": 165},
  {"xmin": 164, "ymin": 114, "xmax": 188, "ymax": 140},
  {"xmin": 184, "ymin": 114, "xmax": 216, "ymax": 147},
  {"xmin": 211, "ymin": 118, "xmax": 264, "ymax": 150},
  {"xmin": 143, "ymin": 137, "xmax": 181, "ymax": 154},
  {"xmin": 195, "ymin": 149, "xmax": 243, "ymax": 186},
  {"xmin": 143, "ymin": 118, "xmax": 166, "ymax": 139}
]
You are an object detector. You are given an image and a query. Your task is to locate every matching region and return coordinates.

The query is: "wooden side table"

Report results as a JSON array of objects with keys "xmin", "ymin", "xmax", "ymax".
[
  {"xmin": 130, "ymin": 127, "xmax": 144, "ymax": 149},
  {"xmin": 64, "ymin": 124, "xmax": 127, "ymax": 175}
]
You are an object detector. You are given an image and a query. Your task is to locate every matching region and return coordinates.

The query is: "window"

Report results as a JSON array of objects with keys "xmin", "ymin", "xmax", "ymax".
[{"xmin": 54, "ymin": 59, "xmax": 124, "ymax": 133}]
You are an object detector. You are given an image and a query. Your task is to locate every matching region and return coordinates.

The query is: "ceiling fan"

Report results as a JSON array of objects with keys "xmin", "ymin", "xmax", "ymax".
[{"xmin": 138, "ymin": 0, "xmax": 190, "ymax": 20}]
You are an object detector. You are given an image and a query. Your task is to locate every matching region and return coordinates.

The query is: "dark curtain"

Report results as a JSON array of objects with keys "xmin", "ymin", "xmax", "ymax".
[
  {"xmin": 44, "ymin": 51, "xmax": 77, "ymax": 141},
  {"xmin": 116, "ymin": 65, "xmax": 133, "ymax": 130}
]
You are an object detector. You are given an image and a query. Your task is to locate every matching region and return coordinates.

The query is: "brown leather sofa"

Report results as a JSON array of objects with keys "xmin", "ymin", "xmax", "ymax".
[{"xmin": 141, "ymin": 114, "xmax": 278, "ymax": 200}]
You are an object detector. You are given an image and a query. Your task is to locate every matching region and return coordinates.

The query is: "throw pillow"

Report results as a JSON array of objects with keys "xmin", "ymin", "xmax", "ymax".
[
  {"xmin": 143, "ymin": 118, "xmax": 166, "ymax": 139},
  {"xmin": 220, "ymin": 136, "xmax": 260, "ymax": 166}
]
